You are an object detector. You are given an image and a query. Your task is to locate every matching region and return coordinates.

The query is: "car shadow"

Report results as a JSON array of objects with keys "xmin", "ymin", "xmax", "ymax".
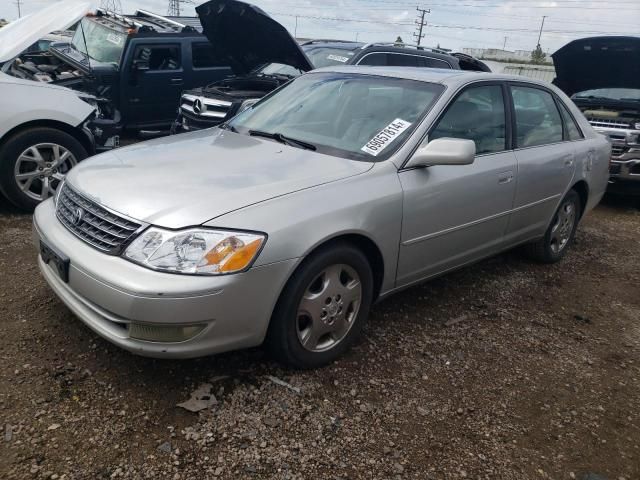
[
  {"xmin": 601, "ymin": 192, "xmax": 640, "ymax": 210},
  {"xmin": 0, "ymin": 195, "xmax": 27, "ymax": 216}
]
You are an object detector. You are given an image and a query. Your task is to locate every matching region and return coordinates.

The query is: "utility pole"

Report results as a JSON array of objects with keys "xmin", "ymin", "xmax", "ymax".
[
  {"xmin": 294, "ymin": 15, "xmax": 298, "ymax": 38},
  {"xmin": 503, "ymin": 36, "xmax": 507, "ymax": 50},
  {"xmin": 15, "ymin": 0, "xmax": 22, "ymax": 18},
  {"xmin": 100, "ymin": 0, "xmax": 122, "ymax": 13},
  {"xmin": 167, "ymin": 0, "xmax": 193, "ymax": 17},
  {"xmin": 414, "ymin": 6, "xmax": 430, "ymax": 46},
  {"xmin": 536, "ymin": 15, "xmax": 547, "ymax": 47}
]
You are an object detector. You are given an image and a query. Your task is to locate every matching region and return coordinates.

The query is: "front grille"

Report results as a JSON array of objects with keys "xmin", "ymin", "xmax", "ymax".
[
  {"xmin": 611, "ymin": 145, "xmax": 629, "ymax": 157},
  {"xmin": 180, "ymin": 94, "xmax": 233, "ymax": 121},
  {"xmin": 56, "ymin": 184, "xmax": 143, "ymax": 254},
  {"xmin": 586, "ymin": 117, "xmax": 632, "ymax": 130}
]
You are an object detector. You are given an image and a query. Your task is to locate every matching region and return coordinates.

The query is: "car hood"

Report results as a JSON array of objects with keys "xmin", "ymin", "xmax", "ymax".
[
  {"xmin": 66, "ymin": 129, "xmax": 373, "ymax": 228},
  {"xmin": 196, "ymin": 0, "xmax": 314, "ymax": 75},
  {"xmin": 0, "ymin": 0, "xmax": 91, "ymax": 63},
  {"xmin": 552, "ymin": 36, "xmax": 640, "ymax": 96}
]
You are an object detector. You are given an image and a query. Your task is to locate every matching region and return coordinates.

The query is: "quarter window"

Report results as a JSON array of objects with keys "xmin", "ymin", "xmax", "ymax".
[
  {"xmin": 557, "ymin": 100, "xmax": 584, "ymax": 141},
  {"xmin": 133, "ymin": 45, "xmax": 181, "ymax": 71},
  {"xmin": 511, "ymin": 86, "xmax": 564, "ymax": 147},
  {"xmin": 430, "ymin": 85, "xmax": 507, "ymax": 155}
]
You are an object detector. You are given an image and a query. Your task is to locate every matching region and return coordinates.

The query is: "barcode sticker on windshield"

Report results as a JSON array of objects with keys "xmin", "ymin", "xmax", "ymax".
[
  {"xmin": 361, "ymin": 119, "xmax": 413, "ymax": 156},
  {"xmin": 327, "ymin": 54, "xmax": 349, "ymax": 63}
]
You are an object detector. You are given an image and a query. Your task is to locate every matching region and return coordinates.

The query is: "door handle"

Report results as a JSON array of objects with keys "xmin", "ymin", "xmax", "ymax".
[
  {"xmin": 170, "ymin": 77, "xmax": 184, "ymax": 85},
  {"xmin": 563, "ymin": 155, "xmax": 574, "ymax": 167},
  {"xmin": 498, "ymin": 170, "xmax": 514, "ymax": 184}
]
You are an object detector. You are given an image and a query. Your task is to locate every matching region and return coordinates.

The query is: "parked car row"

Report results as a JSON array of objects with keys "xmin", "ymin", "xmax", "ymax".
[
  {"xmin": 0, "ymin": 0, "xmax": 614, "ymax": 368},
  {"xmin": 0, "ymin": 0, "xmax": 494, "ymax": 209}
]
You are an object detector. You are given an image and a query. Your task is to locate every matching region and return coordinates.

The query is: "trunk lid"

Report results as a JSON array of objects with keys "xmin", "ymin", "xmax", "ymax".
[{"xmin": 196, "ymin": 0, "xmax": 314, "ymax": 75}]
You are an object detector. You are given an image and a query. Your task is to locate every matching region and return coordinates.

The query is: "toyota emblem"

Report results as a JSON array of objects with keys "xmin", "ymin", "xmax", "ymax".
[
  {"xmin": 193, "ymin": 98, "xmax": 204, "ymax": 115},
  {"xmin": 72, "ymin": 207, "xmax": 85, "ymax": 226}
]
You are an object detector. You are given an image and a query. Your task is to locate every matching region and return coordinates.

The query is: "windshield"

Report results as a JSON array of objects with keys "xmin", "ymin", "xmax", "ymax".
[
  {"xmin": 258, "ymin": 63, "xmax": 304, "ymax": 77},
  {"xmin": 305, "ymin": 46, "xmax": 359, "ymax": 68},
  {"xmin": 573, "ymin": 88, "xmax": 640, "ymax": 102},
  {"xmin": 256, "ymin": 45, "xmax": 360, "ymax": 77},
  {"xmin": 71, "ymin": 18, "xmax": 126, "ymax": 65},
  {"xmin": 227, "ymin": 72, "xmax": 444, "ymax": 161}
]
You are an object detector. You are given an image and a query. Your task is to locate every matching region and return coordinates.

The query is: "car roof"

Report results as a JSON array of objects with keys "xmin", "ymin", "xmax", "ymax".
[{"xmin": 311, "ymin": 65, "xmax": 557, "ymax": 88}]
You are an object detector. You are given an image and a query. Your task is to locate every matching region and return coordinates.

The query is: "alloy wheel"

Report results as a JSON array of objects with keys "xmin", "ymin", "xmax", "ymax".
[
  {"xmin": 296, "ymin": 264, "xmax": 362, "ymax": 353},
  {"xmin": 549, "ymin": 199, "xmax": 576, "ymax": 254},
  {"xmin": 14, "ymin": 143, "xmax": 77, "ymax": 202}
]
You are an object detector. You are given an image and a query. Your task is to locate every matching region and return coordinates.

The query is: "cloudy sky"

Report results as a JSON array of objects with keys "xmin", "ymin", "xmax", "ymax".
[{"xmin": 2, "ymin": 0, "xmax": 639, "ymax": 53}]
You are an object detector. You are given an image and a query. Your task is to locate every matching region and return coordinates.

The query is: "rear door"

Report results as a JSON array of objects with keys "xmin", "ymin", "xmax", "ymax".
[
  {"xmin": 396, "ymin": 82, "xmax": 517, "ymax": 286},
  {"xmin": 505, "ymin": 83, "xmax": 577, "ymax": 245},
  {"xmin": 188, "ymin": 41, "xmax": 232, "ymax": 88}
]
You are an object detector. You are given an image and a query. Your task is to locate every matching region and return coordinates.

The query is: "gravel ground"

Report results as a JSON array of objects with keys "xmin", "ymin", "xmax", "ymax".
[{"xmin": 0, "ymin": 193, "xmax": 639, "ymax": 480}]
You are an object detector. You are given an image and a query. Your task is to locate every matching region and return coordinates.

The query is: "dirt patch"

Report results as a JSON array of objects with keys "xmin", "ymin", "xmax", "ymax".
[{"xmin": 0, "ymin": 194, "xmax": 639, "ymax": 479}]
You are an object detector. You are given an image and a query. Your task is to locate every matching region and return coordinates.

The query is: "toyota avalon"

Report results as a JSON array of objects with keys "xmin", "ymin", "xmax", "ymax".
[{"xmin": 33, "ymin": 68, "xmax": 610, "ymax": 368}]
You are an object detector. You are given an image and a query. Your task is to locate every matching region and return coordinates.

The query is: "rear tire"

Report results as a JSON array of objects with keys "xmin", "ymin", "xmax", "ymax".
[
  {"xmin": 524, "ymin": 189, "xmax": 581, "ymax": 263},
  {"xmin": 0, "ymin": 127, "xmax": 87, "ymax": 211},
  {"xmin": 266, "ymin": 243, "xmax": 374, "ymax": 369}
]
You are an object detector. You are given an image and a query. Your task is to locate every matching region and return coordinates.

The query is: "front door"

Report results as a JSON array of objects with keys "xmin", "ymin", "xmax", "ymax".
[
  {"xmin": 124, "ymin": 42, "xmax": 185, "ymax": 128},
  {"xmin": 396, "ymin": 83, "xmax": 517, "ymax": 287}
]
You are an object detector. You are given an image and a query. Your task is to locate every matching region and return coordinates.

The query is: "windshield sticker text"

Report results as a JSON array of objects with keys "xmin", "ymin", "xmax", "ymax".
[
  {"xmin": 327, "ymin": 54, "xmax": 349, "ymax": 63},
  {"xmin": 106, "ymin": 33, "xmax": 123, "ymax": 46},
  {"xmin": 361, "ymin": 119, "xmax": 413, "ymax": 156}
]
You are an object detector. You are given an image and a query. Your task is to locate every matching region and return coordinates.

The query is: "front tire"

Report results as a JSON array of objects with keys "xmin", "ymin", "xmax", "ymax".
[
  {"xmin": 0, "ymin": 127, "xmax": 87, "ymax": 211},
  {"xmin": 524, "ymin": 189, "xmax": 581, "ymax": 263},
  {"xmin": 266, "ymin": 243, "xmax": 374, "ymax": 369}
]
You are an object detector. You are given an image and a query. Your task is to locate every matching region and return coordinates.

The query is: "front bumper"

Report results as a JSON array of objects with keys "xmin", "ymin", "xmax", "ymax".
[{"xmin": 33, "ymin": 199, "xmax": 297, "ymax": 359}]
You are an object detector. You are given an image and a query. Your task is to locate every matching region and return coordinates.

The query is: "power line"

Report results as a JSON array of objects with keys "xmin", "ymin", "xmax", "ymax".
[{"xmin": 414, "ymin": 6, "xmax": 430, "ymax": 46}]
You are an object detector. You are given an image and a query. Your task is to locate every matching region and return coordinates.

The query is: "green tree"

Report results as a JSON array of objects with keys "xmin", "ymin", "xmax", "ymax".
[
  {"xmin": 394, "ymin": 36, "xmax": 405, "ymax": 47},
  {"xmin": 531, "ymin": 44, "xmax": 547, "ymax": 64}
]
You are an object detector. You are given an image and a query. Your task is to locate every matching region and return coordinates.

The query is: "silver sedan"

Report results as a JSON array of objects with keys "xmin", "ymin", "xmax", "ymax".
[{"xmin": 33, "ymin": 67, "xmax": 610, "ymax": 368}]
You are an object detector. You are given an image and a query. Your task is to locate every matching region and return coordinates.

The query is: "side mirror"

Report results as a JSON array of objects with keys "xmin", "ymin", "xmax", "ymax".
[
  {"xmin": 132, "ymin": 59, "xmax": 149, "ymax": 72},
  {"xmin": 405, "ymin": 137, "xmax": 476, "ymax": 168}
]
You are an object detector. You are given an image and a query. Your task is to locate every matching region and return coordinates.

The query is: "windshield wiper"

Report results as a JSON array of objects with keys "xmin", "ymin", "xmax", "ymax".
[
  {"xmin": 220, "ymin": 123, "xmax": 238, "ymax": 132},
  {"xmin": 249, "ymin": 130, "xmax": 317, "ymax": 151}
]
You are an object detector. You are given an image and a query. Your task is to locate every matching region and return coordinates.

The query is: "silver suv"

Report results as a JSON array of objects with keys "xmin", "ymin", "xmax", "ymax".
[{"xmin": 34, "ymin": 68, "xmax": 610, "ymax": 368}]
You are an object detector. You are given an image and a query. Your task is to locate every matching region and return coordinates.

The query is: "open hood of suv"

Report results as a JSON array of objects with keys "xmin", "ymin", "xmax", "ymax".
[
  {"xmin": 552, "ymin": 36, "xmax": 640, "ymax": 97},
  {"xmin": 0, "ymin": 0, "xmax": 91, "ymax": 63},
  {"xmin": 196, "ymin": 0, "xmax": 314, "ymax": 75}
]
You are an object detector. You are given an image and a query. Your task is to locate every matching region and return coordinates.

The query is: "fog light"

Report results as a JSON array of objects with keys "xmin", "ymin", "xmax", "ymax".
[{"xmin": 129, "ymin": 323, "xmax": 206, "ymax": 343}]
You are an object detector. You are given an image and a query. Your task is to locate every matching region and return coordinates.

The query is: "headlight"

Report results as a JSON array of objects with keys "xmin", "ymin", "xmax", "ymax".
[{"xmin": 123, "ymin": 227, "xmax": 266, "ymax": 275}]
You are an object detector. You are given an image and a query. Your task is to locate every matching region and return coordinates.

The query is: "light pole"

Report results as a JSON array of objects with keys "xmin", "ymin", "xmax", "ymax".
[{"xmin": 537, "ymin": 15, "xmax": 547, "ymax": 47}]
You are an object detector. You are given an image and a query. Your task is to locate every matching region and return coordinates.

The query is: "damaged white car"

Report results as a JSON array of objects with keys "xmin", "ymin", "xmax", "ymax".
[{"xmin": 0, "ymin": 0, "xmax": 119, "ymax": 210}]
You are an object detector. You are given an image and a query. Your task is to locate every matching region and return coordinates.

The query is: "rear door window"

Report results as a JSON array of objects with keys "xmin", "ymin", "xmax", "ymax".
[
  {"xmin": 191, "ymin": 42, "xmax": 223, "ymax": 69},
  {"xmin": 511, "ymin": 86, "xmax": 564, "ymax": 147}
]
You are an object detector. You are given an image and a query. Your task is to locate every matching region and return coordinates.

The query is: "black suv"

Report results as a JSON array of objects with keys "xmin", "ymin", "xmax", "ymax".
[
  {"xmin": 5, "ymin": 9, "xmax": 233, "ymax": 136},
  {"xmin": 173, "ymin": 0, "xmax": 489, "ymax": 132}
]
